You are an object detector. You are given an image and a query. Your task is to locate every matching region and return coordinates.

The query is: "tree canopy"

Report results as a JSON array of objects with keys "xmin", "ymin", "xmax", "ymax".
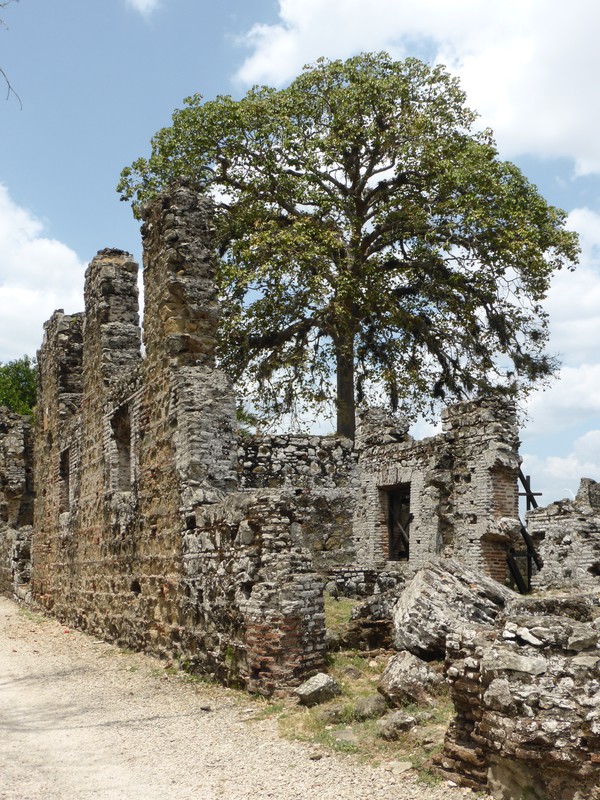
[
  {"xmin": 119, "ymin": 52, "xmax": 579, "ymax": 438},
  {"xmin": 0, "ymin": 355, "xmax": 36, "ymax": 415}
]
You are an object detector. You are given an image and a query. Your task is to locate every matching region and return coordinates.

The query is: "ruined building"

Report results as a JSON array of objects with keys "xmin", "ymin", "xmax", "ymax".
[{"xmin": 0, "ymin": 183, "xmax": 537, "ymax": 693}]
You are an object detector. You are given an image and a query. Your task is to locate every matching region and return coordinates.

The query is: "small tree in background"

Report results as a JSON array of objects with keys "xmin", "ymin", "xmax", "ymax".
[
  {"xmin": 119, "ymin": 53, "xmax": 579, "ymax": 438},
  {"xmin": 0, "ymin": 355, "xmax": 36, "ymax": 415}
]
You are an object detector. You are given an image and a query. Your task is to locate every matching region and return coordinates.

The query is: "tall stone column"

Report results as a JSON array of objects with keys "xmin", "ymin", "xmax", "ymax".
[{"xmin": 140, "ymin": 182, "xmax": 237, "ymax": 507}]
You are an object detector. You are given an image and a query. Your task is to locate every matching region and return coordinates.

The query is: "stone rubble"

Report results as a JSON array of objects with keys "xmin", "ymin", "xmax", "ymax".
[
  {"xmin": 378, "ymin": 650, "xmax": 442, "ymax": 707},
  {"xmin": 294, "ymin": 672, "xmax": 342, "ymax": 706},
  {"xmin": 391, "ymin": 559, "xmax": 513, "ymax": 659},
  {"xmin": 439, "ymin": 596, "xmax": 600, "ymax": 799}
]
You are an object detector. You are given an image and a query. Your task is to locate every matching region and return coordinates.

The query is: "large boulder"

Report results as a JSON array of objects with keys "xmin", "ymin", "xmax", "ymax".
[
  {"xmin": 378, "ymin": 650, "xmax": 442, "ymax": 707},
  {"xmin": 392, "ymin": 559, "xmax": 513, "ymax": 659}
]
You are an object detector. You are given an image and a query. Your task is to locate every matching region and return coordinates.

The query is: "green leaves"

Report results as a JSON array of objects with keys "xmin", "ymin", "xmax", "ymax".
[
  {"xmin": 119, "ymin": 52, "xmax": 579, "ymax": 436},
  {"xmin": 0, "ymin": 355, "xmax": 36, "ymax": 416}
]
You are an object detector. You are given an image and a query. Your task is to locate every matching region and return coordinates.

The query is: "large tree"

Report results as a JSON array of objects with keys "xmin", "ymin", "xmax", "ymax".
[{"xmin": 119, "ymin": 53, "xmax": 579, "ymax": 438}]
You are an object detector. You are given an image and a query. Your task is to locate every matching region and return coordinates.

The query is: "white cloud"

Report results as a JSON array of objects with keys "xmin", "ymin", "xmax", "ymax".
[
  {"xmin": 522, "ymin": 430, "xmax": 600, "ymax": 506},
  {"xmin": 0, "ymin": 185, "xmax": 85, "ymax": 362},
  {"xmin": 125, "ymin": 0, "xmax": 160, "ymax": 15},
  {"xmin": 529, "ymin": 207, "xmax": 600, "ymax": 373},
  {"xmin": 236, "ymin": 0, "xmax": 600, "ymax": 173},
  {"xmin": 524, "ymin": 364, "xmax": 600, "ymax": 438},
  {"xmin": 498, "ymin": 201, "xmax": 600, "ymax": 500}
]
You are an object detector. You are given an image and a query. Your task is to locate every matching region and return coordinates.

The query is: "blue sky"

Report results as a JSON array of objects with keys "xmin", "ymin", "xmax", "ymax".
[{"xmin": 1, "ymin": 0, "xmax": 599, "ymax": 506}]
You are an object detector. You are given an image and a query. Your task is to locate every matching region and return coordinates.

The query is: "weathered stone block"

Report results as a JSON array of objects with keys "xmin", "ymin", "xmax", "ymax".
[
  {"xmin": 294, "ymin": 673, "xmax": 341, "ymax": 706},
  {"xmin": 392, "ymin": 559, "xmax": 512, "ymax": 658},
  {"xmin": 378, "ymin": 650, "xmax": 442, "ymax": 707}
]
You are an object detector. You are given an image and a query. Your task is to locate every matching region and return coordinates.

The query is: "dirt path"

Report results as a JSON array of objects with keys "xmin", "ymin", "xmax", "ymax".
[{"xmin": 0, "ymin": 596, "xmax": 485, "ymax": 800}]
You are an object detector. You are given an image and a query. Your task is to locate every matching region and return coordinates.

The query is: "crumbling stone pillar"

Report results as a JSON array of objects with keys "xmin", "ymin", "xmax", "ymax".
[
  {"xmin": 78, "ymin": 248, "xmax": 142, "ymax": 530},
  {"xmin": 442, "ymin": 395, "xmax": 521, "ymax": 582},
  {"xmin": 82, "ymin": 248, "xmax": 141, "ymax": 386},
  {"xmin": 32, "ymin": 310, "xmax": 84, "ymax": 607},
  {"xmin": 140, "ymin": 182, "xmax": 237, "ymax": 507}
]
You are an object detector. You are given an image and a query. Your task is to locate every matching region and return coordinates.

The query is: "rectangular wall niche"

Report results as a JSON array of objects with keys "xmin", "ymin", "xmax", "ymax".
[
  {"xmin": 111, "ymin": 405, "xmax": 132, "ymax": 491},
  {"xmin": 384, "ymin": 482, "xmax": 411, "ymax": 561},
  {"xmin": 59, "ymin": 448, "xmax": 70, "ymax": 512}
]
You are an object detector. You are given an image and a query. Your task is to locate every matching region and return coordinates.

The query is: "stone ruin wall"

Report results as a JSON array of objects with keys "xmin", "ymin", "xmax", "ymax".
[
  {"xmin": 440, "ymin": 596, "xmax": 600, "ymax": 799},
  {"xmin": 0, "ymin": 407, "xmax": 33, "ymax": 599},
  {"xmin": 238, "ymin": 434, "xmax": 359, "ymax": 573},
  {"xmin": 528, "ymin": 477, "xmax": 600, "ymax": 591},
  {"xmin": 29, "ymin": 185, "xmax": 326, "ymax": 695},
  {"xmin": 236, "ymin": 395, "xmax": 522, "ymax": 592},
  {"xmin": 352, "ymin": 396, "xmax": 521, "ymax": 585}
]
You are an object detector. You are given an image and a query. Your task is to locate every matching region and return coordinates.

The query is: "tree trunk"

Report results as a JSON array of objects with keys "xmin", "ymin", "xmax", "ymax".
[{"xmin": 335, "ymin": 337, "xmax": 356, "ymax": 439}]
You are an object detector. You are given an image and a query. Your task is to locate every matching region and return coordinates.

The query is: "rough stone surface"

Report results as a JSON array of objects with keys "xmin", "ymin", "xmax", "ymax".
[
  {"xmin": 239, "ymin": 433, "xmax": 359, "ymax": 572},
  {"xmin": 341, "ymin": 591, "xmax": 398, "ymax": 651},
  {"xmin": 528, "ymin": 477, "xmax": 600, "ymax": 591},
  {"xmin": 377, "ymin": 710, "xmax": 418, "ymax": 739},
  {"xmin": 354, "ymin": 397, "xmax": 522, "ymax": 583},
  {"xmin": 28, "ymin": 185, "xmax": 326, "ymax": 695},
  {"xmin": 392, "ymin": 559, "xmax": 513, "ymax": 659},
  {"xmin": 440, "ymin": 595, "xmax": 600, "ymax": 799},
  {"xmin": 354, "ymin": 693, "xmax": 389, "ymax": 721},
  {"xmin": 378, "ymin": 650, "xmax": 442, "ymax": 707},
  {"xmin": 0, "ymin": 407, "xmax": 33, "ymax": 599},
  {"xmin": 294, "ymin": 672, "xmax": 341, "ymax": 706}
]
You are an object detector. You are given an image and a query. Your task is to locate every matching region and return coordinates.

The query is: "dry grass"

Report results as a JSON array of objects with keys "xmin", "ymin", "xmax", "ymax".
[
  {"xmin": 323, "ymin": 592, "xmax": 360, "ymax": 636},
  {"xmin": 246, "ymin": 646, "xmax": 453, "ymax": 780}
]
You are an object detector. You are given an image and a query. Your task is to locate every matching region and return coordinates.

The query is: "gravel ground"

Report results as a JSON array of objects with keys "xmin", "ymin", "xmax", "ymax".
[{"xmin": 0, "ymin": 595, "xmax": 492, "ymax": 800}]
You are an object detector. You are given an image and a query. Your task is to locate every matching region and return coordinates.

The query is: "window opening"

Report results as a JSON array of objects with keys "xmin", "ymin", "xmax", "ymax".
[
  {"xmin": 387, "ymin": 483, "xmax": 411, "ymax": 561},
  {"xmin": 111, "ymin": 405, "xmax": 132, "ymax": 491}
]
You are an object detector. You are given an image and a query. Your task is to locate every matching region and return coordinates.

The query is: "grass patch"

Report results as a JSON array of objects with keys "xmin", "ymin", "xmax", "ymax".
[
  {"xmin": 323, "ymin": 592, "xmax": 359, "ymax": 637},
  {"xmin": 245, "ymin": 648, "xmax": 455, "ymax": 775},
  {"xmin": 248, "ymin": 699, "xmax": 286, "ymax": 720},
  {"xmin": 17, "ymin": 607, "xmax": 48, "ymax": 625}
]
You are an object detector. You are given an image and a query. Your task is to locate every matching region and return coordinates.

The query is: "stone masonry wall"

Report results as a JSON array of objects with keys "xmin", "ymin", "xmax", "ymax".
[
  {"xmin": 30, "ymin": 183, "xmax": 326, "ymax": 694},
  {"xmin": 182, "ymin": 490, "xmax": 326, "ymax": 694},
  {"xmin": 31, "ymin": 309, "xmax": 84, "ymax": 606},
  {"xmin": 528, "ymin": 478, "xmax": 600, "ymax": 591},
  {"xmin": 238, "ymin": 434, "xmax": 358, "ymax": 571},
  {"xmin": 441, "ymin": 595, "xmax": 600, "ymax": 799},
  {"xmin": 235, "ymin": 398, "xmax": 521, "ymax": 585},
  {"xmin": 353, "ymin": 396, "xmax": 521, "ymax": 583},
  {"xmin": 0, "ymin": 407, "xmax": 33, "ymax": 598}
]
